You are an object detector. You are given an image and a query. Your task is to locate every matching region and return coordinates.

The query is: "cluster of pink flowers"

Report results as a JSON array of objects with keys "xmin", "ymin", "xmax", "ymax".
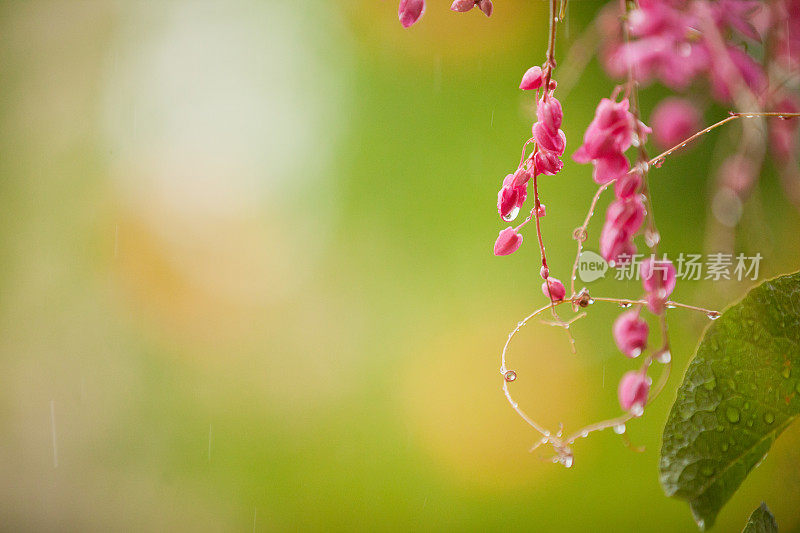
[
  {"xmin": 493, "ymin": 66, "xmax": 568, "ymax": 302},
  {"xmin": 397, "ymin": 0, "xmax": 492, "ymax": 28},
  {"xmin": 613, "ymin": 256, "xmax": 676, "ymax": 414},
  {"xmin": 599, "ymin": 0, "xmax": 800, "ymax": 201},
  {"xmin": 573, "ymin": 97, "xmax": 650, "ymax": 265}
]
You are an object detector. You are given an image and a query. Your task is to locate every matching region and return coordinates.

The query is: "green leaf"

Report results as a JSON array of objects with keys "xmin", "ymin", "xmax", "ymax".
[
  {"xmin": 659, "ymin": 272, "xmax": 800, "ymax": 530},
  {"xmin": 742, "ymin": 502, "xmax": 778, "ymax": 533}
]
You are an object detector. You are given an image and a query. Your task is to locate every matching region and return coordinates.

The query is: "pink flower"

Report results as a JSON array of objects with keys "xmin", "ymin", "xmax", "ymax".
[
  {"xmin": 592, "ymin": 153, "xmax": 630, "ymax": 184},
  {"xmin": 537, "ymin": 96, "xmax": 563, "ymax": 132},
  {"xmin": 651, "ymin": 98, "xmax": 702, "ymax": 149},
  {"xmin": 493, "ymin": 227, "xmax": 523, "ymax": 256},
  {"xmin": 398, "ymin": 0, "xmax": 426, "ymax": 28},
  {"xmin": 709, "ymin": 45, "xmax": 767, "ymax": 103},
  {"xmin": 574, "ymin": 98, "xmax": 635, "ymax": 163},
  {"xmin": 497, "ymin": 173, "xmax": 527, "ymax": 220},
  {"xmin": 532, "ymin": 122, "xmax": 566, "ymax": 155},
  {"xmin": 606, "ymin": 197, "xmax": 645, "ymax": 236},
  {"xmin": 640, "ymin": 258, "xmax": 677, "ymax": 296},
  {"xmin": 574, "ymin": 98, "xmax": 649, "ymax": 184},
  {"xmin": 614, "ymin": 171, "xmax": 642, "ymax": 198},
  {"xmin": 533, "ymin": 150, "xmax": 564, "ymax": 176},
  {"xmin": 613, "ymin": 311, "xmax": 649, "ymax": 358},
  {"xmin": 519, "ymin": 66, "xmax": 544, "ymax": 90},
  {"xmin": 640, "ymin": 257, "xmax": 677, "ymax": 312},
  {"xmin": 599, "ymin": 223, "xmax": 637, "ymax": 264},
  {"xmin": 511, "ymin": 166, "xmax": 531, "ymax": 188},
  {"xmin": 618, "ymin": 370, "xmax": 650, "ymax": 414},
  {"xmin": 541, "ymin": 277, "xmax": 566, "ymax": 301},
  {"xmin": 450, "ymin": 0, "xmax": 476, "ymax": 12}
]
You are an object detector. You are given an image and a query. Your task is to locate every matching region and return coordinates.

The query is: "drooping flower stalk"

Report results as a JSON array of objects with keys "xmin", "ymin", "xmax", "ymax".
[{"xmin": 394, "ymin": 0, "xmax": 800, "ymax": 466}]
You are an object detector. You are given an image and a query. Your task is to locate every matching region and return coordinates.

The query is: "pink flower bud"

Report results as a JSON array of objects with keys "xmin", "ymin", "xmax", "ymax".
[
  {"xmin": 618, "ymin": 370, "xmax": 650, "ymax": 413},
  {"xmin": 497, "ymin": 185, "xmax": 520, "ymax": 220},
  {"xmin": 614, "ymin": 171, "xmax": 642, "ymax": 198},
  {"xmin": 592, "ymin": 152, "xmax": 630, "ymax": 184},
  {"xmin": 599, "ymin": 223, "xmax": 637, "ymax": 265},
  {"xmin": 511, "ymin": 166, "xmax": 531, "ymax": 188},
  {"xmin": 450, "ymin": 0, "xmax": 475, "ymax": 12},
  {"xmin": 533, "ymin": 150, "xmax": 564, "ymax": 176},
  {"xmin": 532, "ymin": 122, "xmax": 566, "ymax": 155},
  {"xmin": 497, "ymin": 174, "xmax": 527, "ymax": 220},
  {"xmin": 650, "ymin": 98, "xmax": 702, "ymax": 149},
  {"xmin": 536, "ymin": 203, "xmax": 546, "ymax": 217},
  {"xmin": 606, "ymin": 197, "xmax": 645, "ymax": 236},
  {"xmin": 398, "ymin": 0, "xmax": 426, "ymax": 28},
  {"xmin": 493, "ymin": 227, "xmax": 523, "ymax": 256},
  {"xmin": 640, "ymin": 258, "xmax": 676, "ymax": 298},
  {"xmin": 519, "ymin": 66, "xmax": 544, "ymax": 91},
  {"xmin": 478, "ymin": 0, "xmax": 493, "ymax": 17},
  {"xmin": 537, "ymin": 96, "xmax": 563, "ymax": 132},
  {"xmin": 613, "ymin": 311, "xmax": 648, "ymax": 358},
  {"xmin": 541, "ymin": 277, "xmax": 566, "ymax": 301}
]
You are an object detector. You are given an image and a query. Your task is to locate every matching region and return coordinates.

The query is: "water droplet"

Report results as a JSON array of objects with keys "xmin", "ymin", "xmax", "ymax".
[
  {"xmin": 782, "ymin": 366, "xmax": 791, "ymax": 379},
  {"xmin": 618, "ymin": 302, "xmax": 632, "ymax": 308},
  {"xmin": 695, "ymin": 519, "xmax": 705, "ymax": 531},
  {"xmin": 517, "ymin": 321, "xmax": 524, "ymax": 328},
  {"xmin": 503, "ymin": 206, "xmax": 520, "ymax": 222},
  {"xmin": 795, "ymin": 381, "xmax": 800, "ymax": 394},
  {"xmin": 656, "ymin": 350, "xmax": 671, "ymax": 364},
  {"xmin": 764, "ymin": 411, "xmax": 775, "ymax": 424},
  {"xmin": 665, "ymin": 303, "xmax": 676, "ymax": 309},
  {"xmin": 743, "ymin": 401, "xmax": 750, "ymax": 410},
  {"xmin": 504, "ymin": 370, "xmax": 517, "ymax": 382},
  {"xmin": 562, "ymin": 455, "xmax": 574, "ymax": 468},
  {"xmin": 706, "ymin": 311, "xmax": 721, "ymax": 320},
  {"xmin": 746, "ymin": 418, "xmax": 754, "ymax": 428},
  {"xmin": 721, "ymin": 442, "xmax": 729, "ymax": 452},
  {"xmin": 725, "ymin": 407, "xmax": 740, "ymax": 423},
  {"xmin": 630, "ymin": 403, "xmax": 644, "ymax": 417},
  {"xmin": 581, "ymin": 430, "xmax": 589, "ymax": 438},
  {"xmin": 630, "ymin": 348, "xmax": 642, "ymax": 358},
  {"xmin": 613, "ymin": 424, "xmax": 626, "ymax": 434},
  {"xmin": 644, "ymin": 230, "xmax": 661, "ymax": 247},
  {"xmin": 701, "ymin": 465, "xmax": 714, "ymax": 476}
]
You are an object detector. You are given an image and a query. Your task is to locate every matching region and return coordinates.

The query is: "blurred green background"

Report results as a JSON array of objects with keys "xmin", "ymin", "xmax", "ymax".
[{"xmin": 1, "ymin": 1, "xmax": 799, "ymax": 531}]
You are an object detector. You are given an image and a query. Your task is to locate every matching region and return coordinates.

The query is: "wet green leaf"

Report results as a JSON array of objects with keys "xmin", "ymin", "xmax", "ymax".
[
  {"xmin": 742, "ymin": 503, "xmax": 778, "ymax": 533},
  {"xmin": 660, "ymin": 272, "xmax": 800, "ymax": 529}
]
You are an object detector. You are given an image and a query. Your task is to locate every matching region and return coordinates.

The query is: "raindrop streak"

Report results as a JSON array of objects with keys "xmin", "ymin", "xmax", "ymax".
[{"xmin": 50, "ymin": 400, "xmax": 58, "ymax": 469}]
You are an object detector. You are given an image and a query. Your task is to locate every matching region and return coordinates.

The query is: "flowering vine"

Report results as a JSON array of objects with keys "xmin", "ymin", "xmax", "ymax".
[{"xmin": 395, "ymin": 0, "xmax": 800, "ymax": 467}]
